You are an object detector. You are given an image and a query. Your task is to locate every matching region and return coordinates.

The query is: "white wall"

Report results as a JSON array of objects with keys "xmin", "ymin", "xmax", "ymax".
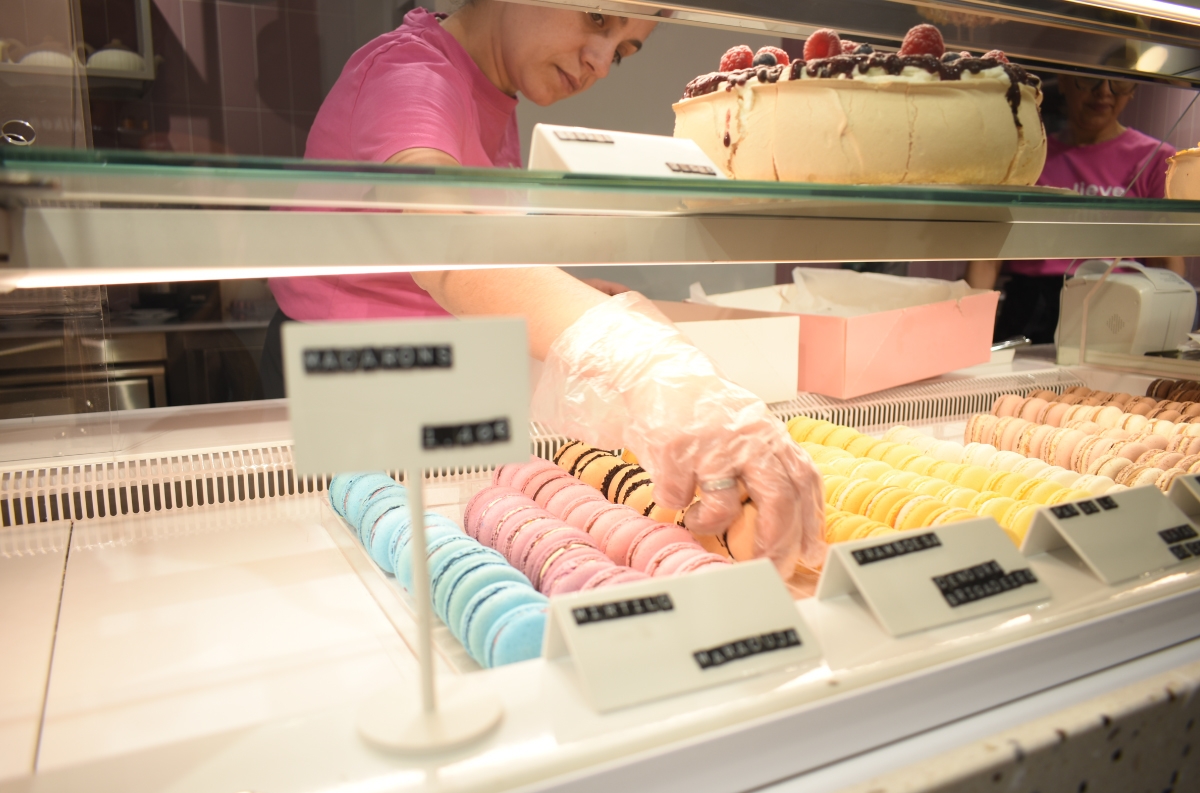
[{"xmin": 517, "ymin": 20, "xmax": 783, "ymax": 301}]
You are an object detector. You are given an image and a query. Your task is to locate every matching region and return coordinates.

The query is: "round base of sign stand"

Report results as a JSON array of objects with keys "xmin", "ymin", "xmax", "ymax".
[{"xmin": 357, "ymin": 682, "xmax": 504, "ymax": 753}]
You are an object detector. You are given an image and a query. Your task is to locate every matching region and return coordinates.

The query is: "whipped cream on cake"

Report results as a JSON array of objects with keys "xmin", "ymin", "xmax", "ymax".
[{"xmin": 673, "ymin": 25, "xmax": 1047, "ymax": 186}]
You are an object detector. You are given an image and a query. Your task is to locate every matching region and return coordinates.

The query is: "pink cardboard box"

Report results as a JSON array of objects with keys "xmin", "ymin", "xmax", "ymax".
[
  {"xmin": 684, "ymin": 278, "xmax": 1000, "ymax": 400},
  {"xmin": 794, "ymin": 290, "xmax": 999, "ymax": 399}
]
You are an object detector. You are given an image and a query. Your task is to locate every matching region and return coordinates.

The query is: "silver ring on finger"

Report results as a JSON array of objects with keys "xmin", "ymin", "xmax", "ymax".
[{"xmin": 699, "ymin": 477, "xmax": 737, "ymax": 492}]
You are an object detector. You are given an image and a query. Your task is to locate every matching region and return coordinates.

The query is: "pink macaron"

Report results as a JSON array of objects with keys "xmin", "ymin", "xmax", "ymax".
[
  {"xmin": 513, "ymin": 523, "xmax": 578, "ymax": 579},
  {"xmin": 476, "ymin": 497, "xmax": 541, "ymax": 548},
  {"xmin": 1019, "ymin": 397, "xmax": 1049, "ymax": 422},
  {"xmin": 543, "ymin": 557, "xmax": 616, "ymax": 596},
  {"xmin": 583, "ymin": 567, "xmax": 651, "ymax": 589},
  {"xmin": 587, "ymin": 508, "xmax": 642, "ymax": 549},
  {"xmin": 546, "ymin": 482, "xmax": 606, "ymax": 517},
  {"xmin": 671, "ymin": 553, "xmax": 733, "ymax": 575},
  {"xmin": 1048, "ymin": 429, "xmax": 1088, "ymax": 469},
  {"xmin": 628, "ymin": 525, "xmax": 699, "ymax": 571},
  {"xmin": 530, "ymin": 538, "xmax": 607, "ymax": 592},
  {"xmin": 509, "ymin": 459, "xmax": 565, "ymax": 493},
  {"xmin": 643, "ymin": 543, "xmax": 706, "ymax": 576},
  {"xmin": 530, "ymin": 474, "xmax": 582, "ymax": 509},
  {"xmin": 1042, "ymin": 402, "xmax": 1073, "ymax": 428},
  {"xmin": 494, "ymin": 512, "xmax": 559, "ymax": 562},
  {"xmin": 464, "ymin": 485, "xmax": 521, "ymax": 538},
  {"xmin": 601, "ymin": 516, "xmax": 660, "ymax": 566},
  {"xmin": 1135, "ymin": 432, "xmax": 1169, "ymax": 451},
  {"xmin": 993, "ymin": 394, "xmax": 1023, "ymax": 417},
  {"xmin": 999, "ymin": 418, "xmax": 1032, "ymax": 452}
]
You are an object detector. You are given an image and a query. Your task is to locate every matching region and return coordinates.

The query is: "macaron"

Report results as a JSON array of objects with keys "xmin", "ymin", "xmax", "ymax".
[
  {"xmin": 963, "ymin": 442, "xmax": 998, "ymax": 468},
  {"xmin": 993, "ymin": 394, "xmax": 1023, "ymax": 417},
  {"xmin": 989, "ymin": 451, "xmax": 1027, "ymax": 472},
  {"xmin": 1012, "ymin": 457, "xmax": 1051, "ymax": 478},
  {"xmin": 542, "ymin": 557, "xmax": 616, "ymax": 597},
  {"xmin": 534, "ymin": 544, "xmax": 611, "ymax": 593},
  {"xmin": 846, "ymin": 435, "xmax": 881, "ymax": 458},
  {"xmin": 1156, "ymin": 469, "xmax": 1185, "ymax": 493},
  {"xmin": 431, "ymin": 543, "xmax": 511, "ymax": 623},
  {"xmin": 343, "ymin": 473, "xmax": 401, "ymax": 527},
  {"xmin": 628, "ymin": 525, "xmax": 698, "ymax": 571},
  {"xmin": 464, "ymin": 485, "xmax": 519, "ymax": 538},
  {"xmin": 1019, "ymin": 397, "xmax": 1049, "ymax": 422},
  {"xmin": 444, "ymin": 557, "xmax": 532, "ymax": 636},
  {"xmin": 1042, "ymin": 402, "xmax": 1073, "ymax": 428},
  {"xmin": 394, "ymin": 527, "xmax": 473, "ymax": 591},
  {"xmin": 464, "ymin": 584, "xmax": 547, "ymax": 666},
  {"xmin": 1087, "ymin": 455, "xmax": 1132, "ymax": 481}
]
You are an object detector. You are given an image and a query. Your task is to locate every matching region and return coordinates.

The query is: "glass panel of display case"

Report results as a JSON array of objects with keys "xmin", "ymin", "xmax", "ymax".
[
  {"xmin": 0, "ymin": 286, "xmax": 122, "ymax": 465},
  {"xmin": 5, "ymin": 146, "xmax": 1200, "ymax": 221},
  {"xmin": 0, "ymin": 0, "xmax": 91, "ymax": 150}
]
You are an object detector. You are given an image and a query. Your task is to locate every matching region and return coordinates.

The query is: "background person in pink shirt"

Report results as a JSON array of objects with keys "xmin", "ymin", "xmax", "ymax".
[
  {"xmin": 967, "ymin": 74, "xmax": 1184, "ymax": 344},
  {"xmin": 259, "ymin": 1, "xmax": 828, "ymax": 576}
]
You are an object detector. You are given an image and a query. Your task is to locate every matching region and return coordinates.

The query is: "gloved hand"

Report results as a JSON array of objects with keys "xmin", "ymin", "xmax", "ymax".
[{"xmin": 532, "ymin": 292, "xmax": 827, "ymax": 575}]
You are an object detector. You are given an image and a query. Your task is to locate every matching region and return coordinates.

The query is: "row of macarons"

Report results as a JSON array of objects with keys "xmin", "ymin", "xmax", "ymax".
[
  {"xmin": 466, "ymin": 457, "xmax": 732, "ymax": 589},
  {"xmin": 992, "ymin": 392, "xmax": 1200, "ymax": 438},
  {"xmin": 329, "ymin": 473, "xmax": 545, "ymax": 668},
  {"xmin": 551, "ymin": 442, "xmax": 760, "ymax": 564},
  {"xmin": 1146, "ymin": 379, "xmax": 1200, "ymax": 404},
  {"xmin": 788, "ymin": 417, "xmax": 1116, "ymax": 501},
  {"xmin": 1013, "ymin": 385, "xmax": 1200, "ymax": 421},
  {"xmin": 978, "ymin": 400, "xmax": 1200, "ymax": 491},
  {"xmin": 799, "ymin": 442, "xmax": 1047, "ymax": 544},
  {"xmin": 966, "ymin": 413, "xmax": 1163, "ymax": 488}
]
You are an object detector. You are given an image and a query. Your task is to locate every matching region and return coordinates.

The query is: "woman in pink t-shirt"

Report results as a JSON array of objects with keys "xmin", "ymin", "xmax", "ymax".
[
  {"xmin": 260, "ymin": 2, "xmax": 828, "ymax": 576},
  {"xmin": 967, "ymin": 74, "xmax": 1184, "ymax": 343}
]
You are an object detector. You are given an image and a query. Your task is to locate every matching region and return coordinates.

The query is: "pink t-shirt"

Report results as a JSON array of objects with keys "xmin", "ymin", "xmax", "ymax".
[
  {"xmin": 269, "ymin": 8, "xmax": 521, "ymax": 320},
  {"xmin": 1007, "ymin": 128, "xmax": 1175, "ymax": 277}
]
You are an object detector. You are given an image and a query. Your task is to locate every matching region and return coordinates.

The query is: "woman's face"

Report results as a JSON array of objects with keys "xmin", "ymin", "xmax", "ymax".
[
  {"xmin": 1060, "ymin": 75, "xmax": 1134, "ymax": 137},
  {"xmin": 497, "ymin": 8, "xmax": 657, "ymax": 106}
]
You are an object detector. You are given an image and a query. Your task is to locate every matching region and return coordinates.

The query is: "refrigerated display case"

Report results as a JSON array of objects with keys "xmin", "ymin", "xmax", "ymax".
[{"xmin": 3, "ymin": 0, "xmax": 1200, "ymax": 791}]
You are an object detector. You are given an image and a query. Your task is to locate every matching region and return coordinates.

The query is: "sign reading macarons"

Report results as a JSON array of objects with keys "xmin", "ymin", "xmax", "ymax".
[
  {"xmin": 283, "ymin": 318, "xmax": 529, "ymax": 474},
  {"xmin": 1022, "ymin": 485, "xmax": 1200, "ymax": 585}
]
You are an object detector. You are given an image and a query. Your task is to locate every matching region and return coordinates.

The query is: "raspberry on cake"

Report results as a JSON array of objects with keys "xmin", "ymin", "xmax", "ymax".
[
  {"xmin": 672, "ymin": 23, "xmax": 1047, "ymax": 185},
  {"xmin": 719, "ymin": 45, "xmax": 754, "ymax": 72}
]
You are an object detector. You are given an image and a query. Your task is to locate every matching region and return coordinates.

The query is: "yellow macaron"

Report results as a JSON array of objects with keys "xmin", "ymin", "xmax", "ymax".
[
  {"xmin": 904, "ymin": 456, "xmax": 939, "ymax": 476},
  {"xmin": 825, "ymin": 426, "xmax": 861, "ymax": 450},
  {"xmin": 846, "ymin": 435, "xmax": 881, "ymax": 458},
  {"xmin": 953, "ymin": 465, "xmax": 993, "ymax": 492},
  {"xmin": 851, "ymin": 459, "xmax": 893, "ymax": 481},
  {"xmin": 865, "ymin": 441, "xmax": 900, "ymax": 461}
]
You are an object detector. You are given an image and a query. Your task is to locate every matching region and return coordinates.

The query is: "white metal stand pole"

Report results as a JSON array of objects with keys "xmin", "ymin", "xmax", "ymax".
[
  {"xmin": 406, "ymin": 470, "xmax": 437, "ymax": 715},
  {"xmin": 356, "ymin": 469, "xmax": 504, "ymax": 753}
]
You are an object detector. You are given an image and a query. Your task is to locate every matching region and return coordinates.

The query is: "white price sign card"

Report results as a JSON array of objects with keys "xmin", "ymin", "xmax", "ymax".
[
  {"xmin": 543, "ymin": 559, "xmax": 820, "ymax": 712},
  {"xmin": 282, "ymin": 318, "xmax": 530, "ymax": 475},
  {"xmin": 817, "ymin": 519, "xmax": 1051, "ymax": 637},
  {"xmin": 1022, "ymin": 485, "xmax": 1199, "ymax": 585}
]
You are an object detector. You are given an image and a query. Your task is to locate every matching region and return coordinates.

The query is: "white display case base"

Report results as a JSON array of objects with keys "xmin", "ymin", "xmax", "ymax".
[{"xmin": 358, "ymin": 683, "xmax": 503, "ymax": 754}]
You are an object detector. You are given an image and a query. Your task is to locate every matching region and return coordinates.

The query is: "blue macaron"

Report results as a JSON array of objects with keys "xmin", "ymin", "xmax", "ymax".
[
  {"xmin": 329, "ymin": 472, "xmax": 377, "ymax": 517},
  {"xmin": 485, "ymin": 602, "xmax": 548, "ymax": 667},
  {"xmin": 343, "ymin": 473, "xmax": 400, "ymax": 528},
  {"xmin": 430, "ymin": 544, "xmax": 512, "ymax": 624},
  {"xmin": 462, "ymin": 582, "xmax": 548, "ymax": 666},
  {"xmin": 445, "ymin": 561, "xmax": 531, "ymax": 639},
  {"xmin": 394, "ymin": 526, "xmax": 471, "ymax": 590},
  {"xmin": 359, "ymin": 492, "xmax": 409, "ymax": 546}
]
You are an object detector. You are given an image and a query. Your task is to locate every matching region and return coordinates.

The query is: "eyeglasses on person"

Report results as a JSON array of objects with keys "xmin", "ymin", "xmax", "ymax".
[{"xmin": 1069, "ymin": 75, "xmax": 1136, "ymax": 95}]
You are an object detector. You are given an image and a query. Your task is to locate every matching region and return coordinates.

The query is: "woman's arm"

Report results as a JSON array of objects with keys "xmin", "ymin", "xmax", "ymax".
[
  {"xmin": 413, "ymin": 267, "xmax": 608, "ymax": 360},
  {"xmin": 966, "ymin": 260, "xmax": 1002, "ymax": 290},
  {"xmin": 389, "ymin": 147, "xmax": 618, "ymax": 358}
]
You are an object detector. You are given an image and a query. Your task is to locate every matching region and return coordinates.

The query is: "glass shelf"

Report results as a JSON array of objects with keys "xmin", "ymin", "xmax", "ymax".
[{"xmin": 2, "ymin": 148, "xmax": 1199, "ymax": 286}]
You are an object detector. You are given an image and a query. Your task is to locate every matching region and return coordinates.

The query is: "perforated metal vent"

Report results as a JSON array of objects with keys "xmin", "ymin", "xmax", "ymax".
[
  {"xmin": 0, "ymin": 426, "xmax": 574, "ymax": 530},
  {"xmin": 767, "ymin": 368, "xmax": 1086, "ymax": 434}
]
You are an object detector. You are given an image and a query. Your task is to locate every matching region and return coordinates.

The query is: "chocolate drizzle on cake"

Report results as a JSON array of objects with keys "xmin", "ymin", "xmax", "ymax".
[{"xmin": 683, "ymin": 52, "xmax": 1040, "ymax": 129}]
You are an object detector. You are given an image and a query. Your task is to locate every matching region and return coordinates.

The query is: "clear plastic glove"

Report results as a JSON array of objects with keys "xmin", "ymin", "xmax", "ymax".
[{"xmin": 532, "ymin": 292, "xmax": 827, "ymax": 574}]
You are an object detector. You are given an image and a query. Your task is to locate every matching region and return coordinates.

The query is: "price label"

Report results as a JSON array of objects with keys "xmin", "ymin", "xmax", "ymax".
[
  {"xmin": 283, "ymin": 318, "xmax": 530, "ymax": 474},
  {"xmin": 1022, "ymin": 485, "xmax": 1199, "ymax": 585},
  {"xmin": 543, "ymin": 559, "xmax": 820, "ymax": 712},
  {"xmin": 816, "ymin": 518, "xmax": 1050, "ymax": 637}
]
